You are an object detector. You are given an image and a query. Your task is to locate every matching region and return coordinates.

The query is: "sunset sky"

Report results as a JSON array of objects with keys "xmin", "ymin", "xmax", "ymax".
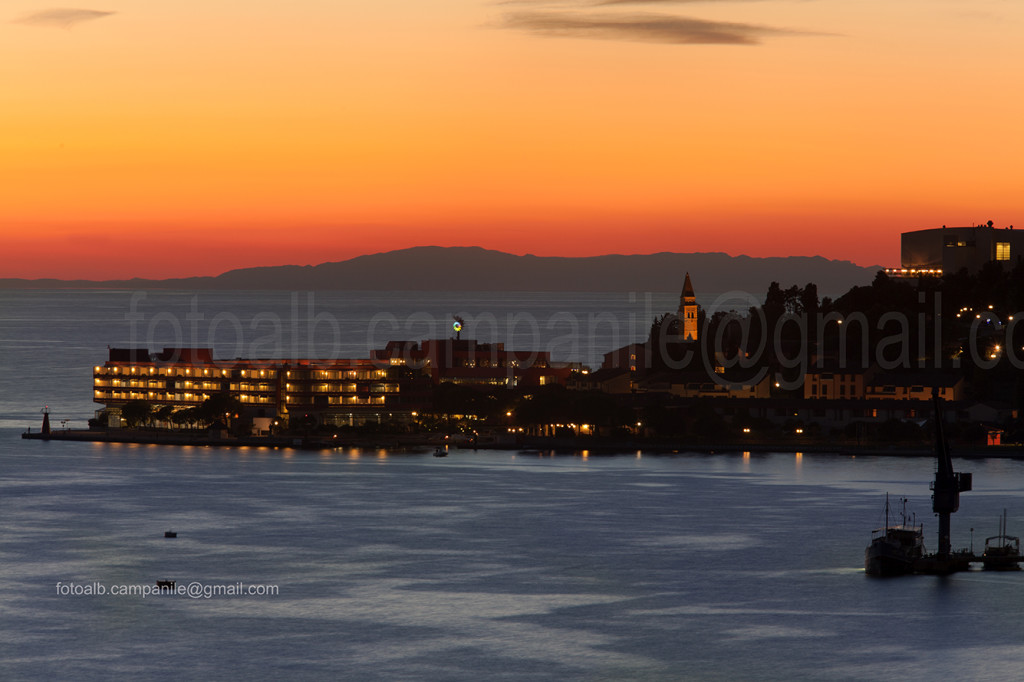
[{"xmin": 2, "ymin": 1, "xmax": 1022, "ymax": 279}]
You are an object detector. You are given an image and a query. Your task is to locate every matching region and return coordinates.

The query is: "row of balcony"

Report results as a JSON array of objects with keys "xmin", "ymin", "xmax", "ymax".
[
  {"xmin": 95, "ymin": 366, "xmax": 280, "ymax": 379},
  {"xmin": 95, "ymin": 390, "xmax": 394, "ymax": 407},
  {"xmin": 95, "ymin": 378, "xmax": 402, "ymax": 394}
]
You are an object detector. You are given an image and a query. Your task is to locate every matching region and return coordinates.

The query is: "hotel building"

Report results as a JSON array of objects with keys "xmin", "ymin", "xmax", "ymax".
[
  {"xmin": 94, "ymin": 347, "xmax": 432, "ymax": 429},
  {"xmin": 94, "ymin": 339, "xmax": 571, "ymax": 428}
]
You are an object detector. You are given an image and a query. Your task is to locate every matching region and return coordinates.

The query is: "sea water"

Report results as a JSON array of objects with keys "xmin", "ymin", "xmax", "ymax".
[{"xmin": 2, "ymin": 291, "xmax": 1024, "ymax": 680}]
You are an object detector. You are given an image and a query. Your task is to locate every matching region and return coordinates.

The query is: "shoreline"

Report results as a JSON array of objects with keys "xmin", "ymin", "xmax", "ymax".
[{"xmin": 19, "ymin": 428, "xmax": 1024, "ymax": 458}]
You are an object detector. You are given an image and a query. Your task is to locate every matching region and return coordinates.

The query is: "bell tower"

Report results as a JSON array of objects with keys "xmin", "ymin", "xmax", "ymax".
[{"xmin": 677, "ymin": 272, "xmax": 698, "ymax": 341}]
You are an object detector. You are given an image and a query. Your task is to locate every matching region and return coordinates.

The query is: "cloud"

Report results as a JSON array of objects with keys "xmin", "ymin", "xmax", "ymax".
[
  {"xmin": 593, "ymin": 0, "xmax": 770, "ymax": 4},
  {"xmin": 14, "ymin": 8, "xmax": 116, "ymax": 29},
  {"xmin": 595, "ymin": 1, "xmax": 761, "ymax": 4},
  {"xmin": 597, "ymin": 0, "xmax": 774, "ymax": 5},
  {"xmin": 501, "ymin": 11, "xmax": 804, "ymax": 45},
  {"xmin": 497, "ymin": 1, "xmax": 767, "ymax": 5}
]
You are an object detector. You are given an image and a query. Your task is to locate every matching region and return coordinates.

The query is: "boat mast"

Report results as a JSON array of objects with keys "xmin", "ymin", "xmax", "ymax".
[{"xmin": 930, "ymin": 389, "xmax": 972, "ymax": 558}]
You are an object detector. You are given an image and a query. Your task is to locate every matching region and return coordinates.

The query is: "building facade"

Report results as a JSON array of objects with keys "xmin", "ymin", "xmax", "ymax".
[
  {"xmin": 94, "ymin": 338, "xmax": 571, "ymax": 428},
  {"xmin": 94, "ymin": 347, "xmax": 432, "ymax": 428},
  {"xmin": 891, "ymin": 223, "xmax": 1024, "ymax": 276},
  {"xmin": 371, "ymin": 338, "xmax": 573, "ymax": 388}
]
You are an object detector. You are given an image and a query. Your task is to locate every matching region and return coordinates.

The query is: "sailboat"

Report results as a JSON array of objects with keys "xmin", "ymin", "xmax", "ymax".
[{"xmin": 982, "ymin": 509, "xmax": 1022, "ymax": 571}]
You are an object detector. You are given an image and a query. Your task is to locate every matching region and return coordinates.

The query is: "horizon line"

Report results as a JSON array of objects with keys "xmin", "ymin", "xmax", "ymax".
[{"xmin": 2, "ymin": 245, "xmax": 885, "ymax": 284}]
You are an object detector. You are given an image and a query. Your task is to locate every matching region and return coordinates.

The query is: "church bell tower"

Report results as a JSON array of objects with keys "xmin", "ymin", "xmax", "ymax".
[{"xmin": 677, "ymin": 272, "xmax": 698, "ymax": 341}]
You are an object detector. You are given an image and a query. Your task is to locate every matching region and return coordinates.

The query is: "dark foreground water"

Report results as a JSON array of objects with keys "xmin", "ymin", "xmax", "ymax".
[{"xmin": 3, "ymin": 436, "xmax": 1024, "ymax": 681}]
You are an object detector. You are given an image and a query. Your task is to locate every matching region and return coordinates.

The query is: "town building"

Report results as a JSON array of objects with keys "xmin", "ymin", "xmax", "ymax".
[
  {"xmin": 667, "ymin": 368, "xmax": 773, "ymax": 400},
  {"xmin": 803, "ymin": 365, "xmax": 867, "ymax": 400},
  {"xmin": 887, "ymin": 222, "xmax": 1024, "ymax": 277},
  {"xmin": 568, "ymin": 367, "xmax": 632, "ymax": 394},
  {"xmin": 865, "ymin": 372, "xmax": 964, "ymax": 402},
  {"xmin": 370, "ymin": 338, "xmax": 574, "ymax": 387}
]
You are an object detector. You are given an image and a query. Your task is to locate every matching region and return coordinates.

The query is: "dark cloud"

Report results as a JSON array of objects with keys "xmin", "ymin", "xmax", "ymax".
[
  {"xmin": 14, "ymin": 8, "xmax": 116, "ymax": 29},
  {"xmin": 502, "ymin": 11, "xmax": 803, "ymax": 45}
]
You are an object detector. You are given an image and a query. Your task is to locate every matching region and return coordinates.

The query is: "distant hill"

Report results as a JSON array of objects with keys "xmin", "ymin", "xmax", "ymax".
[{"xmin": 0, "ymin": 246, "xmax": 881, "ymax": 297}]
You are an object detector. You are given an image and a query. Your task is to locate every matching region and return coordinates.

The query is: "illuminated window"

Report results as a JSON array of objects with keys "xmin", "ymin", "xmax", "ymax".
[{"xmin": 997, "ymin": 242, "xmax": 1011, "ymax": 261}]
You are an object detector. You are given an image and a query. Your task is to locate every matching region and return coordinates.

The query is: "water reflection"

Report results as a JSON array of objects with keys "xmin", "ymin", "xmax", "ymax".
[{"xmin": 4, "ymin": 441, "xmax": 1024, "ymax": 681}]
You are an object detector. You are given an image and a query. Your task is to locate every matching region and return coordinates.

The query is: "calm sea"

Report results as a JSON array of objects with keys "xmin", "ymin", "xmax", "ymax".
[{"xmin": 2, "ymin": 291, "xmax": 1024, "ymax": 681}]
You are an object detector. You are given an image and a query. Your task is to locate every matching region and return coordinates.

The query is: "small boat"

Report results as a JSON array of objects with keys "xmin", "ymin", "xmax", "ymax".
[
  {"xmin": 433, "ymin": 446, "xmax": 448, "ymax": 458},
  {"xmin": 155, "ymin": 580, "xmax": 176, "ymax": 590},
  {"xmin": 164, "ymin": 531, "xmax": 177, "ymax": 538},
  {"xmin": 865, "ymin": 495, "xmax": 925, "ymax": 576},
  {"xmin": 982, "ymin": 509, "xmax": 1022, "ymax": 571}
]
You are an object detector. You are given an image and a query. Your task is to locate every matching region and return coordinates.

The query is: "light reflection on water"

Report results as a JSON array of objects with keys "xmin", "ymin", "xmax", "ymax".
[{"xmin": 3, "ymin": 437, "xmax": 1024, "ymax": 680}]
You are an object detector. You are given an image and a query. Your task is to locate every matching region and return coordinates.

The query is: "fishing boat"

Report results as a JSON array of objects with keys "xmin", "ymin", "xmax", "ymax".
[
  {"xmin": 865, "ymin": 495, "xmax": 925, "ymax": 576},
  {"xmin": 982, "ymin": 509, "xmax": 1022, "ymax": 571},
  {"xmin": 875, "ymin": 389, "xmax": 975, "ymax": 575}
]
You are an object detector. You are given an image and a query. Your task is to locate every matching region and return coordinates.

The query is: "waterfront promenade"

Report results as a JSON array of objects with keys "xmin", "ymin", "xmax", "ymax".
[{"xmin": 21, "ymin": 427, "xmax": 1024, "ymax": 458}]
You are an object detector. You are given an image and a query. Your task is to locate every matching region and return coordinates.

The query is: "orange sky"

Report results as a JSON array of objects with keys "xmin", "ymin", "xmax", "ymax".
[{"xmin": 2, "ymin": 1, "xmax": 1021, "ymax": 279}]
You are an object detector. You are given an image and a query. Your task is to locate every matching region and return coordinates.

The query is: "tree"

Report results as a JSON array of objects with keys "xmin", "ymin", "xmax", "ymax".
[
  {"xmin": 171, "ymin": 407, "xmax": 199, "ymax": 430},
  {"xmin": 154, "ymin": 404, "xmax": 175, "ymax": 425},
  {"xmin": 194, "ymin": 392, "xmax": 243, "ymax": 426},
  {"xmin": 120, "ymin": 400, "xmax": 152, "ymax": 429},
  {"xmin": 800, "ymin": 283, "xmax": 819, "ymax": 317}
]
